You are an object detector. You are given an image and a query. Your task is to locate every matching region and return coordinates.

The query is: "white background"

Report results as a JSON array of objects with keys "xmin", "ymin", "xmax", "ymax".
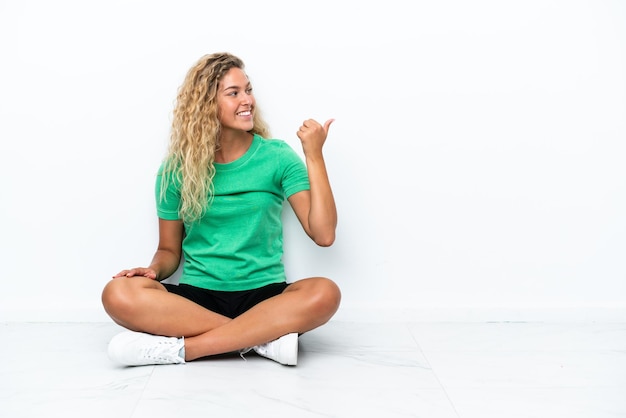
[{"xmin": 1, "ymin": 0, "xmax": 624, "ymax": 321}]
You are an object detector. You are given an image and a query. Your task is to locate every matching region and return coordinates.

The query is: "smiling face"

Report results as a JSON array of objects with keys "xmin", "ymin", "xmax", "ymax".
[{"xmin": 217, "ymin": 67, "xmax": 255, "ymax": 134}]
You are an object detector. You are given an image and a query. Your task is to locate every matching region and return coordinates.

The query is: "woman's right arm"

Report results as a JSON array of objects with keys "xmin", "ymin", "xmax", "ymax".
[{"xmin": 112, "ymin": 218, "xmax": 184, "ymax": 281}]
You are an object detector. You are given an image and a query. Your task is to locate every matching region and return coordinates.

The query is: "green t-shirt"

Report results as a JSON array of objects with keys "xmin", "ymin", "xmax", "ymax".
[{"xmin": 155, "ymin": 134, "xmax": 310, "ymax": 291}]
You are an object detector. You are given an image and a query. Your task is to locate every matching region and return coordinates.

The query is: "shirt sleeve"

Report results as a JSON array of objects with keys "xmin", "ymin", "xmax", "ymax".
[
  {"xmin": 155, "ymin": 163, "xmax": 182, "ymax": 220},
  {"xmin": 279, "ymin": 142, "xmax": 310, "ymax": 198}
]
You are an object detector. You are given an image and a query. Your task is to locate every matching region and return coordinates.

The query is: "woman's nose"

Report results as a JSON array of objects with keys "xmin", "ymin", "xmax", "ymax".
[{"xmin": 241, "ymin": 92, "xmax": 253, "ymax": 104}]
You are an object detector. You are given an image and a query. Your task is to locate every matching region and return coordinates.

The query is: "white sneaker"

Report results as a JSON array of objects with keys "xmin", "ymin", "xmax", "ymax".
[
  {"xmin": 252, "ymin": 333, "xmax": 298, "ymax": 366},
  {"xmin": 108, "ymin": 330, "xmax": 185, "ymax": 366}
]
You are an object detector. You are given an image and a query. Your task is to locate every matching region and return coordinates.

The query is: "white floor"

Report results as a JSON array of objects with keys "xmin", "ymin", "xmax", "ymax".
[{"xmin": 1, "ymin": 320, "xmax": 625, "ymax": 418}]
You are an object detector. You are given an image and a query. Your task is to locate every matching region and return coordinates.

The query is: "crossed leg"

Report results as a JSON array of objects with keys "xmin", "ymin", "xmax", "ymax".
[{"xmin": 101, "ymin": 277, "xmax": 341, "ymax": 361}]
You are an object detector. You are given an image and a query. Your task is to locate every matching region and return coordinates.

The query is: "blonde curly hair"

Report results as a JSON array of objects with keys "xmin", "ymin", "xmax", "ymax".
[{"xmin": 161, "ymin": 52, "xmax": 270, "ymax": 223}]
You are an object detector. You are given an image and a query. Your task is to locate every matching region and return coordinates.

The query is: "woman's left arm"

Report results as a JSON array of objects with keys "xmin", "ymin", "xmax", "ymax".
[{"xmin": 288, "ymin": 118, "xmax": 337, "ymax": 247}]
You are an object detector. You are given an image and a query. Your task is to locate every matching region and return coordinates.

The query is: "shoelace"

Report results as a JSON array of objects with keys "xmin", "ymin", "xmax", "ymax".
[
  {"xmin": 143, "ymin": 340, "xmax": 182, "ymax": 361},
  {"xmin": 239, "ymin": 346, "xmax": 253, "ymax": 361},
  {"xmin": 238, "ymin": 343, "xmax": 270, "ymax": 361}
]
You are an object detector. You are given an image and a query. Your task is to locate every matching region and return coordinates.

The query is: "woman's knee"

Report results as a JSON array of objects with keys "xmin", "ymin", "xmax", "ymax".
[
  {"xmin": 102, "ymin": 279, "xmax": 128, "ymax": 317},
  {"xmin": 298, "ymin": 277, "xmax": 342, "ymax": 316},
  {"xmin": 101, "ymin": 277, "xmax": 158, "ymax": 318},
  {"xmin": 322, "ymin": 278, "xmax": 342, "ymax": 313}
]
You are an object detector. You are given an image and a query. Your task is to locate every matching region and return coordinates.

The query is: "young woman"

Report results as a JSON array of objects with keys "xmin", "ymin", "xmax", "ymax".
[{"xmin": 102, "ymin": 52, "xmax": 341, "ymax": 366}]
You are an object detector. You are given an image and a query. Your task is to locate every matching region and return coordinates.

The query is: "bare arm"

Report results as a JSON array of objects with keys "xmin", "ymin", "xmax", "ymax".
[
  {"xmin": 288, "ymin": 118, "xmax": 337, "ymax": 247},
  {"xmin": 112, "ymin": 218, "xmax": 184, "ymax": 280}
]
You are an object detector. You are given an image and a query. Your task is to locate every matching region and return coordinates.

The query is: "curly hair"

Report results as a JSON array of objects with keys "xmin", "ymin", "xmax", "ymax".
[{"xmin": 160, "ymin": 52, "xmax": 270, "ymax": 223}]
